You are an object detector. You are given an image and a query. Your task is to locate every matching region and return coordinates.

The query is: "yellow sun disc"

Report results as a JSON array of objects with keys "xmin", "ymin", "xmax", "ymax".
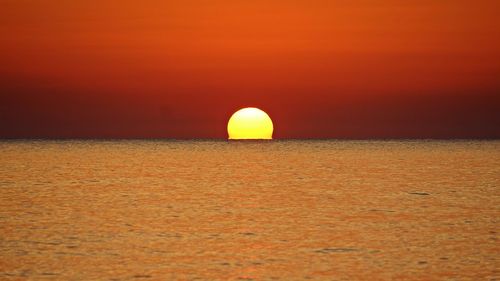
[{"xmin": 227, "ymin": 107, "xmax": 274, "ymax": 140}]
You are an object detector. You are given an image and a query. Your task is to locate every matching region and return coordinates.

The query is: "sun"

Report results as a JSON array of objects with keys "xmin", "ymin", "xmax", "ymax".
[{"xmin": 227, "ymin": 107, "xmax": 274, "ymax": 140}]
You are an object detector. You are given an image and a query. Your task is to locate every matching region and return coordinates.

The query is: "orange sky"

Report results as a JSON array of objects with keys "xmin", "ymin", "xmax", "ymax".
[{"xmin": 1, "ymin": 0, "xmax": 499, "ymax": 138}]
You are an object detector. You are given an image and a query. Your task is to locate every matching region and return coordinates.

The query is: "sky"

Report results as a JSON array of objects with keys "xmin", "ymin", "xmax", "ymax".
[{"xmin": 1, "ymin": 0, "xmax": 499, "ymax": 138}]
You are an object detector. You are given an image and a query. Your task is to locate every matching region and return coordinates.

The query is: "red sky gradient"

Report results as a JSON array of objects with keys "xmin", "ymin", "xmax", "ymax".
[{"xmin": 1, "ymin": 0, "xmax": 499, "ymax": 138}]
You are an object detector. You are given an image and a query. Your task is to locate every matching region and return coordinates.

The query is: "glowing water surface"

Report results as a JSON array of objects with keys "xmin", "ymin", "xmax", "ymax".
[{"xmin": 0, "ymin": 140, "xmax": 498, "ymax": 280}]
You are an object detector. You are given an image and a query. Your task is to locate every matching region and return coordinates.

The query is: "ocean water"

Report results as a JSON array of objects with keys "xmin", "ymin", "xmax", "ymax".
[{"xmin": 0, "ymin": 140, "xmax": 498, "ymax": 280}]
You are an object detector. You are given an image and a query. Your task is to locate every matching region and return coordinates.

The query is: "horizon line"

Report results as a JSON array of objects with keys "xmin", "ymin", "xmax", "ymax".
[{"xmin": 1, "ymin": 137, "xmax": 499, "ymax": 141}]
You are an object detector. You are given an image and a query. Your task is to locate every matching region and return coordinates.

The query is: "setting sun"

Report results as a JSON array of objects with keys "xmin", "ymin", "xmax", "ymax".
[{"xmin": 227, "ymin": 107, "xmax": 273, "ymax": 140}]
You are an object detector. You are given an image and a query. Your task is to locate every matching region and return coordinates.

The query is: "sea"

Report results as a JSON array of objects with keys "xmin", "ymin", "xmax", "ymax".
[{"xmin": 0, "ymin": 140, "xmax": 498, "ymax": 280}]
